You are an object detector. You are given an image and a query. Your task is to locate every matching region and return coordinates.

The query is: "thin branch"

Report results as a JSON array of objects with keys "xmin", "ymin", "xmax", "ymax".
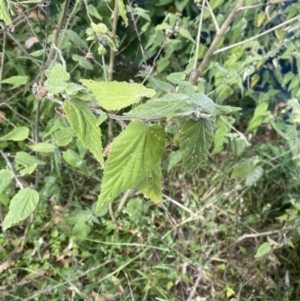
[
  {"xmin": 193, "ymin": 0, "xmax": 206, "ymax": 71},
  {"xmin": 162, "ymin": 193, "xmax": 194, "ymax": 214},
  {"xmin": 0, "ymin": 30, "xmax": 6, "ymax": 93},
  {"xmin": 189, "ymin": 0, "xmax": 245, "ymax": 85},
  {"xmin": 214, "ymin": 14, "xmax": 300, "ymax": 55},
  {"xmin": 109, "ymin": 1, "xmax": 119, "ymax": 82},
  {"xmin": 0, "ymin": 151, "xmax": 24, "ymax": 189},
  {"xmin": 5, "ymin": 30, "xmax": 42, "ymax": 68},
  {"xmin": 40, "ymin": 0, "xmax": 70, "ymax": 83},
  {"xmin": 206, "ymin": 1, "xmax": 219, "ymax": 31}
]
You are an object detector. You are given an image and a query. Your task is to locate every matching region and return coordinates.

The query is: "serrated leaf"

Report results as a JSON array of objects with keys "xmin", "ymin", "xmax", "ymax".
[
  {"xmin": 65, "ymin": 82, "xmax": 86, "ymax": 95},
  {"xmin": 137, "ymin": 165, "xmax": 162, "ymax": 203},
  {"xmin": 3, "ymin": 188, "xmax": 39, "ymax": 231},
  {"xmin": 53, "ymin": 128, "xmax": 74, "ymax": 147},
  {"xmin": 28, "ymin": 143, "xmax": 54, "ymax": 153},
  {"xmin": 45, "ymin": 63, "xmax": 70, "ymax": 81},
  {"xmin": 15, "ymin": 152, "xmax": 46, "ymax": 167},
  {"xmin": 64, "ymin": 98, "xmax": 104, "ymax": 166},
  {"xmin": 0, "ymin": 127, "xmax": 29, "ymax": 141},
  {"xmin": 246, "ymin": 166, "xmax": 263, "ymax": 186},
  {"xmin": 97, "ymin": 121, "xmax": 165, "ymax": 208},
  {"xmin": 0, "ymin": 0, "xmax": 12, "ymax": 27},
  {"xmin": 179, "ymin": 27, "xmax": 194, "ymax": 42},
  {"xmin": 254, "ymin": 242, "xmax": 271, "ymax": 258},
  {"xmin": 0, "ymin": 169, "xmax": 13, "ymax": 194},
  {"xmin": 44, "ymin": 79, "xmax": 69, "ymax": 94},
  {"xmin": 190, "ymin": 93, "xmax": 216, "ymax": 115},
  {"xmin": 19, "ymin": 164, "xmax": 37, "ymax": 175},
  {"xmin": 80, "ymin": 80, "xmax": 156, "ymax": 110},
  {"xmin": 117, "ymin": 0, "xmax": 128, "ymax": 26},
  {"xmin": 177, "ymin": 118, "xmax": 215, "ymax": 170},
  {"xmin": 0, "ymin": 75, "xmax": 28, "ymax": 85},
  {"xmin": 125, "ymin": 94, "xmax": 191, "ymax": 120}
]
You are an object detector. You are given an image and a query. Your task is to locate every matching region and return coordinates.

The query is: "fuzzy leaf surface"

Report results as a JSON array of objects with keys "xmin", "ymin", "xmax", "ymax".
[
  {"xmin": 137, "ymin": 165, "xmax": 162, "ymax": 203},
  {"xmin": 80, "ymin": 80, "xmax": 155, "ymax": 110},
  {"xmin": 0, "ymin": 170, "xmax": 13, "ymax": 194},
  {"xmin": 125, "ymin": 94, "xmax": 191, "ymax": 120},
  {"xmin": 64, "ymin": 98, "xmax": 104, "ymax": 166},
  {"xmin": 0, "ymin": 127, "xmax": 29, "ymax": 141},
  {"xmin": 3, "ymin": 188, "xmax": 39, "ymax": 231},
  {"xmin": 177, "ymin": 118, "xmax": 215, "ymax": 170},
  {"xmin": 97, "ymin": 121, "xmax": 165, "ymax": 209}
]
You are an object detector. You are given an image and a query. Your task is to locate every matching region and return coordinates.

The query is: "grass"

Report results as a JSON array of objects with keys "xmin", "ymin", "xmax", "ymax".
[{"xmin": 1, "ymin": 134, "xmax": 300, "ymax": 301}]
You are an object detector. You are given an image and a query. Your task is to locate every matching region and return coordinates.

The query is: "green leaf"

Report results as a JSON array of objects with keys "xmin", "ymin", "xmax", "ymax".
[
  {"xmin": 0, "ymin": 127, "xmax": 29, "ymax": 141},
  {"xmin": 212, "ymin": 117, "xmax": 232, "ymax": 154},
  {"xmin": 72, "ymin": 54, "xmax": 93, "ymax": 71},
  {"xmin": 167, "ymin": 151, "xmax": 182, "ymax": 172},
  {"xmin": 19, "ymin": 164, "xmax": 37, "ymax": 175},
  {"xmin": 137, "ymin": 165, "xmax": 162, "ymax": 203},
  {"xmin": 28, "ymin": 143, "xmax": 54, "ymax": 153},
  {"xmin": 67, "ymin": 30, "xmax": 88, "ymax": 50},
  {"xmin": 88, "ymin": 4, "xmax": 102, "ymax": 20},
  {"xmin": 177, "ymin": 118, "xmax": 215, "ymax": 170},
  {"xmin": 45, "ymin": 63, "xmax": 70, "ymax": 81},
  {"xmin": 44, "ymin": 79, "xmax": 68, "ymax": 94},
  {"xmin": 231, "ymin": 158, "xmax": 259, "ymax": 178},
  {"xmin": 254, "ymin": 242, "xmax": 271, "ymax": 258},
  {"xmin": 246, "ymin": 166, "xmax": 263, "ymax": 186},
  {"xmin": 117, "ymin": 0, "xmax": 128, "ymax": 26},
  {"xmin": 96, "ymin": 121, "xmax": 166, "ymax": 208},
  {"xmin": 215, "ymin": 104, "xmax": 241, "ymax": 115},
  {"xmin": 0, "ymin": 75, "xmax": 28, "ymax": 85},
  {"xmin": 247, "ymin": 102, "xmax": 269, "ymax": 132},
  {"xmin": 0, "ymin": 169, "xmax": 13, "ymax": 194},
  {"xmin": 3, "ymin": 188, "xmax": 39, "ymax": 231},
  {"xmin": 53, "ymin": 128, "xmax": 74, "ymax": 147},
  {"xmin": 64, "ymin": 98, "xmax": 104, "ymax": 166},
  {"xmin": 126, "ymin": 198, "xmax": 143, "ymax": 219},
  {"xmin": 63, "ymin": 149, "xmax": 88, "ymax": 174},
  {"xmin": 166, "ymin": 72, "xmax": 186, "ymax": 83},
  {"xmin": 125, "ymin": 94, "xmax": 191, "ymax": 120},
  {"xmin": 0, "ymin": 0, "xmax": 13, "ymax": 27},
  {"xmin": 190, "ymin": 93, "xmax": 216, "ymax": 115},
  {"xmin": 15, "ymin": 152, "xmax": 46, "ymax": 167},
  {"xmin": 179, "ymin": 28, "xmax": 194, "ymax": 42},
  {"xmin": 80, "ymin": 80, "xmax": 156, "ymax": 110}
]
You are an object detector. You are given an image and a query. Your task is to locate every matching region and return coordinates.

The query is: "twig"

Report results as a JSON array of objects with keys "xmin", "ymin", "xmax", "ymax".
[
  {"xmin": 5, "ymin": 29, "xmax": 42, "ymax": 68},
  {"xmin": 162, "ymin": 193, "xmax": 193, "ymax": 214},
  {"xmin": 213, "ymin": 14, "xmax": 300, "ymax": 55},
  {"xmin": 116, "ymin": 189, "xmax": 132, "ymax": 218},
  {"xmin": 193, "ymin": 0, "xmax": 206, "ymax": 71},
  {"xmin": 206, "ymin": 1, "xmax": 219, "ymax": 32},
  {"xmin": 109, "ymin": 1, "xmax": 119, "ymax": 82},
  {"xmin": 40, "ymin": 0, "xmax": 70, "ymax": 83},
  {"xmin": 189, "ymin": 0, "xmax": 245, "ymax": 85},
  {"xmin": 0, "ymin": 150, "xmax": 23, "ymax": 189},
  {"xmin": 186, "ymin": 245, "xmax": 214, "ymax": 301},
  {"xmin": 0, "ymin": 28, "xmax": 6, "ymax": 94}
]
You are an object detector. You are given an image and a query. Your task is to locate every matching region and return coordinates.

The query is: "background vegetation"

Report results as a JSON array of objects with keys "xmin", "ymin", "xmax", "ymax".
[{"xmin": 0, "ymin": 0, "xmax": 300, "ymax": 300}]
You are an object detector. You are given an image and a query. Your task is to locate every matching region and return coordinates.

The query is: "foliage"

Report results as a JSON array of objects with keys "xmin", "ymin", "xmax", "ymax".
[{"xmin": 0, "ymin": 0, "xmax": 300, "ymax": 300}]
